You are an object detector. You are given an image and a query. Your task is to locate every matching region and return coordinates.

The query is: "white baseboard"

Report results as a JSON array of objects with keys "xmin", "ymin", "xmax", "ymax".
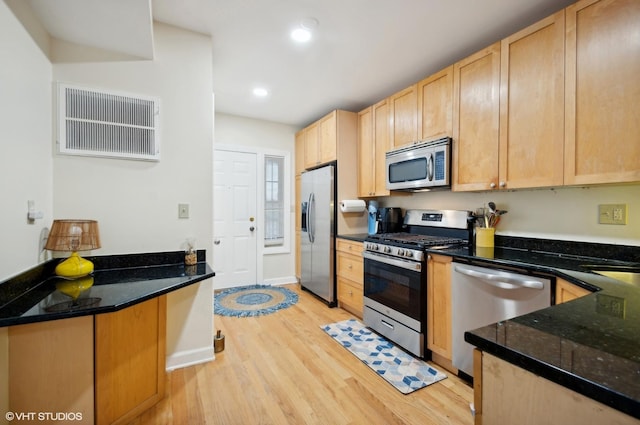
[
  {"xmin": 262, "ymin": 276, "xmax": 298, "ymax": 286},
  {"xmin": 165, "ymin": 345, "xmax": 215, "ymax": 371}
]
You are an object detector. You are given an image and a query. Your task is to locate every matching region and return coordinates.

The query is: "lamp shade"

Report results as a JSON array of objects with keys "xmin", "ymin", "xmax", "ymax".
[
  {"xmin": 44, "ymin": 220, "xmax": 101, "ymax": 252},
  {"xmin": 45, "ymin": 220, "xmax": 101, "ymax": 278}
]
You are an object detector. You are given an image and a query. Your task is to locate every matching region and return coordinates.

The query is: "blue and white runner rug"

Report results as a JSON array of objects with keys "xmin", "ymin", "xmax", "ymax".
[{"xmin": 321, "ymin": 319, "xmax": 447, "ymax": 394}]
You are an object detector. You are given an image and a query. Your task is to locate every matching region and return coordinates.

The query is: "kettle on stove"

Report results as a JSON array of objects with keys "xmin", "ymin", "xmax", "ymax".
[{"xmin": 377, "ymin": 207, "xmax": 403, "ymax": 234}]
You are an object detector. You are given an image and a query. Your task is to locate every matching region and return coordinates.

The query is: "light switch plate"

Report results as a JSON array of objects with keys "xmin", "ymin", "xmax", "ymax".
[
  {"xmin": 598, "ymin": 204, "xmax": 627, "ymax": 225},
  {"xmin": 178, "ymin": 203, "xmax": 190, "ymax": 219}
]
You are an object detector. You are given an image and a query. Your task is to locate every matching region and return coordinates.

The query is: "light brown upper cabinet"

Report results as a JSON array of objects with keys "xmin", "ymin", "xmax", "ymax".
[
  {"xmin": 499, "ymin": 10, "xmax": 565, "ymax": 189},
  {"xmin": 318, "ymin": 111, "xmax": 338, "ymax": 164},
  {"xmin": 389, "ymin": 84, "xmax": 418, "ymax": 149},
  {"xmin": 452, "ymin": 42, "xmax": 501, "ymax": 191},
  {"xmin": 418, "ymin": 65, "xmax": 454, "ymax": 141},
  {"xmin": 454, "ymin": 10, "xmax": 565, "ymax": 192},
  {"xmin": 303, "ymin": 110, "xmax": 338, "ymax": 169},
  {"xmin": 295, "ymin": 129, "xmax": 305, "ymax": 176},
  {"xmin": 303, "ymin": 120, "xmax": 320, "ymax": 169},
  {"xmin": 358, "ymin": 99, "xmax": 391, "ymax": 197},
  {"xmin": 358, "ymin": 106, "xmax": 375, "ymax": 197},
  {"xmin": 564, "ymin": 0, "xmax": 640, "ymax": 185}
]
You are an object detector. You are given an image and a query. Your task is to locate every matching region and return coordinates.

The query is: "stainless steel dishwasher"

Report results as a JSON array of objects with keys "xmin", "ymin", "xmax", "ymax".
[{"xmin": 451, "ymin": 262, "xmax": 551, "ymax": 377}]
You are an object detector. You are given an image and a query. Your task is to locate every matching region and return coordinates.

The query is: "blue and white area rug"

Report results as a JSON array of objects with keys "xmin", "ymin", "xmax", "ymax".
[
  {"xmin": 321, "ymin": 319, "xmax": 447, "ymax": 394},
  {"xmin": 215, "ymin": 284, "xmax": 298, "ymax": 317}
]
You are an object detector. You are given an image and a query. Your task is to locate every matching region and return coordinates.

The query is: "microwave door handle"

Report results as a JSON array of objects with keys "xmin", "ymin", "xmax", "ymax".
[{"xmin": 427, "ymin": 152, "xmax": 434, "ymax": 181}]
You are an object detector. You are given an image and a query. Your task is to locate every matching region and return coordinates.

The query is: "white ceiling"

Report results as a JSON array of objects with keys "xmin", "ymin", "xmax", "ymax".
[{"xmin": 23, "ymin": 0, "xmax": 576, "ymax": 128}]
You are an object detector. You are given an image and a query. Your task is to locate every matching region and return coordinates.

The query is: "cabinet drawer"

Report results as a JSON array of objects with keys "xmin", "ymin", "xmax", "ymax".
[
  {"xmin": 337, "ymin": 277, "xmax": 363, "ymax": 317},
  {"xmin": 336, "ymin": 251, "xmax": 363, "ymax": 283},
  {"xmin": 336, "ymin": 238, "xmax": 364, "ymax": 255}
]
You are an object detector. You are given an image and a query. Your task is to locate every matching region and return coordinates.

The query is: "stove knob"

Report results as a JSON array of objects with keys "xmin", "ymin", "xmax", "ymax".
[
  {"xmin": 384, "ymin": 246, "xmax": 391, "ymax": 254},
  {"xmin": 397, "ymin": 249, "xmax": 404, "ymax": 256},
  {"xmin": 405, "ymin": 251, "xmax": 413, "ymax": 258}
]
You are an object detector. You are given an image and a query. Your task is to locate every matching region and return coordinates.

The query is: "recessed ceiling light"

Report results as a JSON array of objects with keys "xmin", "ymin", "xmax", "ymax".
[
  {"xmin": 253, "ymin": 87, "xmax": 269, "ymax": 97},
  {"xmin": 291, "ymin": 17, "xmax": 318, "ymax": 43},
  {"xmin": 291, "ymin": 27, "xmax": 312, "ymax": 43}
]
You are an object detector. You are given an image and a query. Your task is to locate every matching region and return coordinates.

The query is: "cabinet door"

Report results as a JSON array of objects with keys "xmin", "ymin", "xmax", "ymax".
[
  {"xmin": 295, "ymin": 129, "xmax": 305, "ymax": 175},
  {"xmin": 452, "ymin": 42, "xmax": 501, "ymax": 191},
  {"xmin": 427, "ymin": 254, "xmax": 452, "ymax": 360},
  {"xmin": 556, "ymin": 278, "xmax": 591, "ymax": 304},
  {"xmin": 95, "ymin": 296, "xmax": 166, "ymax": 425},
  {"xmin": 373, "ymin": 99, "xmax": 391, "ymax": 196},
  {"xmin": 303, "ymin": 122, "xmax": 319, "ymax": 169},
  {"xmin": 418, "ymin": 65, "xmax": 453, "ymax": 141},
  {"xmin": 389, "ymin": 84, "xmax": 418, "ymax": 148},
  {"xmin": 9, "ymin": 316, "xmax": 95, "ymax": 423},
  {"xmin": 318, "ymin": 111, "xmax": 337, "ymax": 165},
  {"xmin": 499, "ymin": 11, "xmax": 565, "ymax": 189},
  {"xmin": 565, "ymin": 0, "xmax": 640, "ymax": 185},
  {"xmin": 357, "ymin": 106, "xmax": 375, "ymax": 197}
]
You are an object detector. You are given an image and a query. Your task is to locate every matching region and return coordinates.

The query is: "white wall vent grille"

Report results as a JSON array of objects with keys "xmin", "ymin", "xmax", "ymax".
[{"xmin": 57, "ymin": 83, "xmax": 160, "ymax": 161}]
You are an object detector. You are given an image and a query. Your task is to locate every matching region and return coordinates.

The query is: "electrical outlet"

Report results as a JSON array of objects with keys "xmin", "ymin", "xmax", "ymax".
[
  {"xmin": 178, "ymin": 203, "xmax": 190, "ymax": 219},
  {"xmin": 598, "ymin": 204, "xmax": 627, "ymax": 225},
  {"xmin": 595, "ymin": 294, "xmax": 626, "ymax": 319}
]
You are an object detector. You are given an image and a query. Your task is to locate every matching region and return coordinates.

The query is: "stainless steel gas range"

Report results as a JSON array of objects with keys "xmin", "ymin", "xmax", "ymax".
[{"xmin": 362, "ymin": 209, "xmax": 472, "ymax": 358}]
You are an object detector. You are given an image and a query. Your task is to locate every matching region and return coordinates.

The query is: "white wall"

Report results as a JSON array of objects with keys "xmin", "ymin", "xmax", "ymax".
[
  {"xmin": 377, "ymin": 184, "xmax": 640, "ymax": 246},
  {"xmin": 51, "ymin": 22, "xmax": 215, "ymax": 369},
  {"xmin": 0, "ymin": 2, "xmax": 53, "ymax": 420},
  {"xmin": 214, "ymin": 113, "xmax": 297, "ymax": 283}
]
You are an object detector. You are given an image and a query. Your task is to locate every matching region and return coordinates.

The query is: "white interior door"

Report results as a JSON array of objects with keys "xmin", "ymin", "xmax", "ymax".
[{"xmin": 213, "ymin": 150, "xmax": 258, "ymax": 289}]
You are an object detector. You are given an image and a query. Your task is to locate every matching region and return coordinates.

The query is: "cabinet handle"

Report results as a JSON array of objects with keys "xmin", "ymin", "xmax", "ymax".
[
  {"xmin": 499, "ymin": 181, "xmax": 506, "ymax": 188},
  {"xmin": 490, "ymin": 182, "xmax": 496, "ymax": 189},
  {"xmin": 349, "ymin": 290, "xmax": 353, "ymax": 296},
  {"xmin": 348, "ymin": 264, "xmax": 352, "ymax": 269}
]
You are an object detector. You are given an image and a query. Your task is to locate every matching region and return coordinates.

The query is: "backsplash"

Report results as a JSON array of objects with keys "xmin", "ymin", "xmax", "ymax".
[{"xmin": 374, "ymin": 183, "xmax": 640, "ymax": 246}]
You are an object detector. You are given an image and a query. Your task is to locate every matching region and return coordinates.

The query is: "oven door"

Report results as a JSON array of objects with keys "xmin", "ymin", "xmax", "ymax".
[{"xmin": 362, "ymin": 251, "xmax": 425, "ymax": 324}]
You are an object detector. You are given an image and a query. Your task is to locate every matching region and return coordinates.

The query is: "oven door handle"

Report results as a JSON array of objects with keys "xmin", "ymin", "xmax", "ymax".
[{"xmin": 363, "ymin": 251, "xmax": 422, "ymax": 272}]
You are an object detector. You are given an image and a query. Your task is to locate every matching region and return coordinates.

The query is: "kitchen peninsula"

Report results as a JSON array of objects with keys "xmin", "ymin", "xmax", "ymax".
[
  {"xmin": 0, "ymin": 251, "xmax": 215, "ymax": 425},
  {"xmin": 430, "ymin": 237, "xmax": 640, "ymax": 424}
]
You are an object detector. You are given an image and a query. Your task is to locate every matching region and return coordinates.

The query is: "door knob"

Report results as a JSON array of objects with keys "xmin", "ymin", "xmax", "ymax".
[{"xmin": 249, "ymin": 226, "xmax": 255, "ymax": 231}]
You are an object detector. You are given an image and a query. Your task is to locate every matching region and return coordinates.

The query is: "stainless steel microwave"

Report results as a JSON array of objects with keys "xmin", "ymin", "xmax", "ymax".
[{"xmin": 385, "ymin": 137, "xmax": 451, "ymax": 191}]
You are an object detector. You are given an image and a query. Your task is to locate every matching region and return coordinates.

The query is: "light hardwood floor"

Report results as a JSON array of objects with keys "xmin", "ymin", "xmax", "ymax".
[{"xmin": 128, "ymin": 284, "xmax": 474, "ymax": 424}]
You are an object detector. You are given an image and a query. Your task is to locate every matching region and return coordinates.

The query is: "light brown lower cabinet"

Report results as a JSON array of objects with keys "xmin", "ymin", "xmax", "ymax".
[
  {"xmin": 95, "ymin": 296, "xmax": 166, "ymax": 425},
  {"xmin": 555, "ymin": 277, "xmax": 592, "ymax": 304},
  {"xmin": 336, "ymin": 239, "xmax": 364, "ymax": 317},
  {"xmin": 9, "ymin": 315, "xmax": 95, "ymax": 424},
  {"xmin": 426, "ymin": 254, "xmax": 455, "ymax": 371},
  {"xmin": 474, "ymin": 351, "xmax": 638, "ymax": 425},
  {"xmin": 9, "ymin": 296, "xmax": 167, "ymax": 425}
]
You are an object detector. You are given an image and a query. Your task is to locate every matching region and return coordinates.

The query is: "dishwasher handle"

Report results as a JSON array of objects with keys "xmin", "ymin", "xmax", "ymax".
[{"xmin": 454, "ymin": 265, "xmax": 544, "ymax": 290}]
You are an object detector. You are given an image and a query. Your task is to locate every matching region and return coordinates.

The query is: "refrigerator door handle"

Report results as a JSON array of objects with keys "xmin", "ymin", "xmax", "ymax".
[
  {"xmin": 309, "ymin": 192, "xmax": 316, "ymax": 243},
  {"xmin": 307, "ymin": 192, "xmax": 314, "ymax": 243}
]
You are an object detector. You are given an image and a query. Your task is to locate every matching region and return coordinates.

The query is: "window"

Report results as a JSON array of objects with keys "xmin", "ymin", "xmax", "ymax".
[{"xmin": 264, "ymin": 155, "xmax": 285, "ymax": 247}]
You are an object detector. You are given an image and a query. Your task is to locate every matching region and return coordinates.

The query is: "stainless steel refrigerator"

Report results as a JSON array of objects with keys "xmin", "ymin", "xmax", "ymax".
[{"xmin": 300, "ymin": 164, "xmax": 336, "ymax": 305}]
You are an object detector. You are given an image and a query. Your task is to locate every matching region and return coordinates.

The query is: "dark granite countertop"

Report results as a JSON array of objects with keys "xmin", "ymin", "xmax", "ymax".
[
  {"xmin": 429, "ymin": 237, "xmax": 640, "ymax": 419},
  {"xmin": 0, "ymin": 250, "xmax": 215, "ymax": 327},
  {"xmin": 338, "ymin": 233, "xmax": 370, "ymax": 243}
]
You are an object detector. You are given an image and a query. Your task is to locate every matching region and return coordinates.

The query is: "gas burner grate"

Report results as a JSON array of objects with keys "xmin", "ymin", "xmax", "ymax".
[{"xmin": 368, "ymin": 233, "xmax": 467, "ymax": 247}]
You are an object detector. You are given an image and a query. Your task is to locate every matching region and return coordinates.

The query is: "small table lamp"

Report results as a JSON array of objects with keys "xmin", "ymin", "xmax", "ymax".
[{"xmin": 45, "ymin": 219, "xmax": 101, "ymax": 278}]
